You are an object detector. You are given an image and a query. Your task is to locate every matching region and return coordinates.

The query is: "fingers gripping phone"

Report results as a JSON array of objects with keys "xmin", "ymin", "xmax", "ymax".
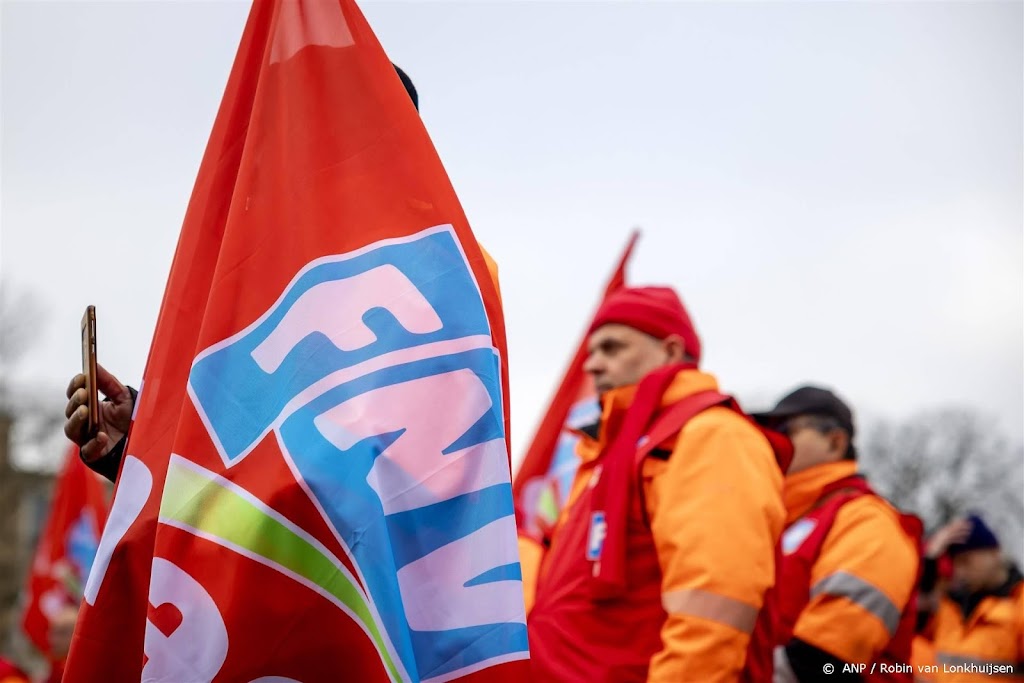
[{"xmin": 81, "ymin": 305, "xmax": 99, "ymax": 435}]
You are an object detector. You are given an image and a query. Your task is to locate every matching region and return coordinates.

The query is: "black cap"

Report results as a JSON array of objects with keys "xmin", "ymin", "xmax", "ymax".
[
  {"xmin": 393, "ymin": 64, "xmax": 418, "ymax": 111},
  {"xmin": 752, "ymin": 385, "xmax": 855, "ymax": 437}
]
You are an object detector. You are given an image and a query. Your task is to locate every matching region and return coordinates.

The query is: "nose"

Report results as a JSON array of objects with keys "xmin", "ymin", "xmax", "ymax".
[{"xmin": 582, "ymin": 353, "xmax": 603, "ymax": 376}]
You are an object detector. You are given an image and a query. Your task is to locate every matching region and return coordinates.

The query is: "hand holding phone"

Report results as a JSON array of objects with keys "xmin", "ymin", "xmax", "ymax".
[{"xmin": 66, "ymin": 309, "xmax": 133, "ymax": 463}]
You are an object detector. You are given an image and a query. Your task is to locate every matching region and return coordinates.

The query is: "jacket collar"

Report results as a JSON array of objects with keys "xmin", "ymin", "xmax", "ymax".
[
  {"xmin": 949, "ymin": 563, "xmax": 1023, "ymax": 621},
  {"xmin": 783, "ymin": 461, "xmax": 860, "ymax": 526},
  {"xmin": 574, "ymin": 368, "xmax": 720, "ymax": 464}
]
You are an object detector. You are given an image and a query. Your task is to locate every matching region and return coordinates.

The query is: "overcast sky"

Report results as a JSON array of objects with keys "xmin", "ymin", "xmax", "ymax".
[{"xmin": 2, "ymin": 0, "xmax": 1021, "ymax": 470}]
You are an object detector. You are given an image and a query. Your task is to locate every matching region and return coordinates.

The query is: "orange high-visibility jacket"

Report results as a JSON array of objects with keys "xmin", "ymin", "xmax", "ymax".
[
  {"xmin": 911, "ymin": 635, "xmax": 938, "ymax": 683},
  {"xmin": 778, "ymin": 461, "xmax": 920, "ymax": 666},
  {"xmin": 529, "ymin": 370, "xmax": 785, "ymax": 682},
  {"xmin": 931, "ymin": 566, "xmax": 1024, "ymax": 682}
]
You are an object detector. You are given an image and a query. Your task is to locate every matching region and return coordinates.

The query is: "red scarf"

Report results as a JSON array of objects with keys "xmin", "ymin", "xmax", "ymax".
[{"xmin": 589, "ymin": 362, "xmax": 695, "ymax": 599}]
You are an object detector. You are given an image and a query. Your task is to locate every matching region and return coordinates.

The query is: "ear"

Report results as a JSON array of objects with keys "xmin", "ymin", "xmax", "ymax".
[
  {"xmin": 662, "ymin": 335, "xmax": 686, "ymax": 363},
  {"xmin": 830, "ymin": 429, "xmax": 849, "ymax": 458}
]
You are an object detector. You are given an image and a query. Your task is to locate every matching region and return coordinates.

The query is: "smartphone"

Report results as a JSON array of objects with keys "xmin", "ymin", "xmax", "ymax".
[{"xmin": 80, "ymin": 305, "xmax": 99, "ymax": 435}]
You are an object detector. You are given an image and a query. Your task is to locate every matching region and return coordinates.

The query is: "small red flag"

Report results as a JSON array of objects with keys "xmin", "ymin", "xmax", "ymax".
[
  {"xmin": 512, "ymin": 231, "xmax": 639, "ymax": 540},
  {"xmin": 22, "ymin": 446, "xmax": 108, "ymax": 661}
]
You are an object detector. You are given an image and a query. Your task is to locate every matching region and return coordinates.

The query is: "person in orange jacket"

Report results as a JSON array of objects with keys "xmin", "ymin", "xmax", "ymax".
[
  {"xmin": 528, "ymin": 286, "xmax": 788, "ymax": 683},
  {"xmin": 753, "ymin": 387, "xmax": 921, "ymax": 683},
  {"xmin": 923, "ymin": 515, "xmax": 1023, "ymax": 682}
]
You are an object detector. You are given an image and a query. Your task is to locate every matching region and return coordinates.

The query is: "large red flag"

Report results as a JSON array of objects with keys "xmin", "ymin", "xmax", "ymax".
[
  {"xmin": 21, "ymin": 446, "xmax": 109, "ymax": 661},
  {"xmin": 512, "ymin": 231, "xmax": 638, "ymax": 540},
  {"xmin": 65, "ymin": 1, "xmax": 526, "ymax": 681}
]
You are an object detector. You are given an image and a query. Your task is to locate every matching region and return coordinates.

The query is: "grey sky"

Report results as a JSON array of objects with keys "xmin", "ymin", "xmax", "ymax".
[{"xmin": 2, "ymin": 0, "xmax": 1022, "ymax": 469}]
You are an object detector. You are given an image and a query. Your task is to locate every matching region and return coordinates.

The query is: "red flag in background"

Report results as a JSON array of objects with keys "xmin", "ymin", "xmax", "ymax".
[
  {"xmin": 512, "ymin": 230, "xmax": 639, "ymax": 541},
  {"xmin": 22, "ymin": 446, "xmax": 109, "ymax": 660},
  {"xmin": 65, "ymin": 1, "xmax": 525, "ymax": 681}
]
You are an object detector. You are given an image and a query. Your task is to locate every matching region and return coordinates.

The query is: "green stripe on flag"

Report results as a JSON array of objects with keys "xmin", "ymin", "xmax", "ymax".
[
  {"xmin": 160, "ymin": 460, "xmax": 403, "ymax": 682},
  {"xmin": 537, "ymin": 485, "xmax": 559, "ymax": 523}
]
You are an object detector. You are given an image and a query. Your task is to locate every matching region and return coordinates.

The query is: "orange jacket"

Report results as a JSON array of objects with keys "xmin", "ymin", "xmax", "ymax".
[
  {"xmin": 931, "ymin": 566, "xmax": 1024, "ymax": 682},
  {"xmin": 534, "ymin": 369, "xmax": 785, "ymax": 682},
  {"xmin": 480, "ymin": 246, "xmax": 501, "ymax": 300},
  {"xmin": 912, "ymin": 635, "xmax": 938, "ymax": 683},
  {"xmin": 781, "ymin": 461, "xmax": 920, "ymax": 665}
]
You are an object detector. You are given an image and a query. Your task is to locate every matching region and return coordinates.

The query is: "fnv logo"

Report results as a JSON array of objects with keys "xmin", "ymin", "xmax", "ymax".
[{"xmin": 186, "ymin": 226, "xmax": 527, "ymax": 682}]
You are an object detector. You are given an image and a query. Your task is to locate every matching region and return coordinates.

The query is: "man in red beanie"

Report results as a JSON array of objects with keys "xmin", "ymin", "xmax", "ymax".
[{"xmin": 527, "ymin": 286, "xmax": 788, "ymax": 682}]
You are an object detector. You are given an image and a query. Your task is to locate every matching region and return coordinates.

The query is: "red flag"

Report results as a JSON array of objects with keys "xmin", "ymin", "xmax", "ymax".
[
  {"xmin": 65, "ymin": 1, "xmax": 526, "ymax": 681},
  {"xmin": 512, "ymin": 231, "xmax": 639, "ymax": 540},
  {"xmin": 22, "ymin": 446, "xmax": 109, "ymax": 660}
]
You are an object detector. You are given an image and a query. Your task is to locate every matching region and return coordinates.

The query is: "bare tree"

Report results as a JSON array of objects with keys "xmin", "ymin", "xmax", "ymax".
[
  {"xmin": 860, "ymin": 408, "xmax": 1024, "ymax": 563},
  {"xmin": 0, "ymin": 279, "xmax": 65, "ymax": 471},
  {"xmin": 0, "ymin": 279, "xmax": 46, "ymax": 411}
]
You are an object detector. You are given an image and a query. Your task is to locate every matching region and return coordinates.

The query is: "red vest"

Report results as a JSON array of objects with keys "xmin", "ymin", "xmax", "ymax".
[
  {"xmin": 528, "ymin": 391, "xmax": 789, "ymax": 683},
  {"xmin": 775, "ymin": 475, "xmax": 923, "ymax": 683}
]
